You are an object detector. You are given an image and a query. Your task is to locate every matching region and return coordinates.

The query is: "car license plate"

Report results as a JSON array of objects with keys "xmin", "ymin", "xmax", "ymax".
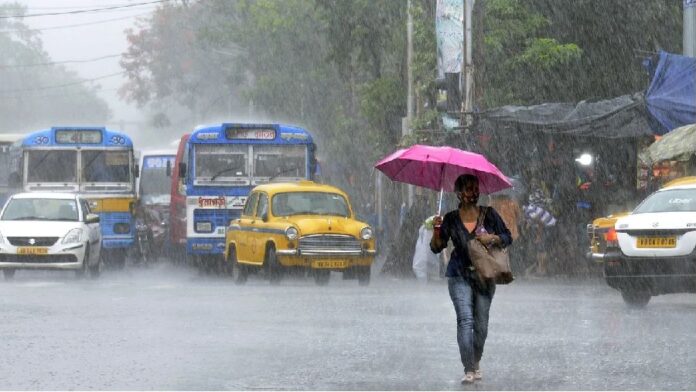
[
  {"xmin": 311, "ymin": 260, "xmax": 347, "ymax": 269},
  {"xmin": 16, "ymin": 247, "xmax": 49, "ymax": 255},
  {"xmin": 636, "ymin": 236, "xmax": 676, "ymax": 248}
]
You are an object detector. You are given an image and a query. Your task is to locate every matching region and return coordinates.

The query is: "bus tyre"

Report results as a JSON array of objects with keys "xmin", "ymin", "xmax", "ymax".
[
  {"xmin": 314, "ymin": 270, "xmax": 330, "ymax": 286},
  {"xmin": 357, "ymin": 267, "xmax": 371, "ymax": 286},
  {"xmin": 265, "ymin": 247, "xmax": 282, "ymax": 285},
  {"xmin": 3, "ymin": 269, "xmax": 15, "ymax": 280},
  {"xmin": 621, "ymin": 290, "xmax": 651, "ymax": 308}
]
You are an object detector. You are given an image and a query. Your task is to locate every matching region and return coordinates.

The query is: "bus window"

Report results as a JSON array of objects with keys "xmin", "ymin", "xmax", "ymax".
[
  {"xmin": 253, "ymin": 145, "xmax": 306, "ymax": 179},
  {"xmin": 194, "ymin": 145, "xmax": 248, "ymax": 182},
  {"xmin": 82, "ymin": 150, "xmax": 130, "ymax": 183},
  {"xmin": 27, "ymin": 150, "xmax": 77, "ymax": 183}
]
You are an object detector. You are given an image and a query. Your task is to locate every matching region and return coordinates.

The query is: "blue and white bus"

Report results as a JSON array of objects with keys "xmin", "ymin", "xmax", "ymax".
[
  {"xmin": 181, "ymin": 123, "xmax": 317, "ymax": 271},
  {"xmin": 0, "ymin": 133, "xmax": 24, "ymax": 205},
  {"xmin": 12, "ymin": 127, "xmax": 137, "ymax": 268}
]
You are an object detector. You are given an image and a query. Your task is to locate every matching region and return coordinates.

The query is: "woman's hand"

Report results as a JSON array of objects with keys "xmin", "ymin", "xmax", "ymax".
[
  {"xmin": 430, "ymin": 215, "xmax": 444, "ymax": 248},
  {"xmin": 477, "ymin": 233, "xmax": 499, "ymax": 246}
]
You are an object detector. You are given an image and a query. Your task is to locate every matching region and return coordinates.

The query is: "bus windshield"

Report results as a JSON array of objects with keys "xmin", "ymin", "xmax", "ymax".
[
  {"xmin": 140, "ymin": 156, "xmax": 174, "ymax": 204},
  {"xmin": 82, "ymin": 150, "xmax": 131, "ymax": 183},
  {"xmin": 253, "ymin": 145, "xmax": 306, "ymax": 179},
  {"xmin": 0, "ymin": 145, "xmax": 11, "ymax": 186},
  {"xmin": 195, "ymin": 145, "xmax": 248, "ymax": 182},
  {"xmin": 27, "ymin": 150, "xmax": 77, "ymax": 183}
]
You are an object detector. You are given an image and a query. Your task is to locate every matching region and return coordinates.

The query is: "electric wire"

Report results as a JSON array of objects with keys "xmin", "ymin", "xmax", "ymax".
[
  {"xmin": 0, "ymin": 12, "xmax": 152, "ymax": 33},
  {"xmin": 0, "ymin": 0, "xmax": 170, "ymax": 19},
  {"xmin": 0, "ymin": 54, "xmax": 122, "ymax": 69}
]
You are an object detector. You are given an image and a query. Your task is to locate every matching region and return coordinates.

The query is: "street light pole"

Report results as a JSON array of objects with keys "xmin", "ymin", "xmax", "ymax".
[{"xmin": 461, "ymin": 0, "xmax": 474, "ymax": 131}]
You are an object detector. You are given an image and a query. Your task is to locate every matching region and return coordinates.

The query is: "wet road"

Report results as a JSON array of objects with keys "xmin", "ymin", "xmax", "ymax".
[{"xmin": 0, "ymin": 262, "xmax": 694, "ymax": 390}]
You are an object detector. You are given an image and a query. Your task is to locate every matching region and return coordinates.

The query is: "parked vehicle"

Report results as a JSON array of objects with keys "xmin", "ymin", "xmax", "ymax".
[
  {"xmin": 224, "ymin": 181, "xmax": 376, "ymax": 285},
  {"xmin": 601, "ymin": 176, "xmax": 696, "ymax": 307},
  {"xmin": 0, "ymin": 192, "xmax": 102, "ymax": 279}
]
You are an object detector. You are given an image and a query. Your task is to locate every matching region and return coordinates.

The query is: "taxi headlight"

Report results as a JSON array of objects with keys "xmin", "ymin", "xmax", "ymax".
[
  {"xmin": 62, "ymin": 228, "xmax": 83, "ymax": 244},
  {"xmin": 360, "ymin": 227, "xmax": 373, "ymax": 240},
  {"xmin": 285, "ymin": 226, "xmax": 298, "ymax": 241}
]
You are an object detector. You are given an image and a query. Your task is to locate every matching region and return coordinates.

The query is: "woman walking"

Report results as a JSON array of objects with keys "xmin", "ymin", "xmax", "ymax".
[{"xmin": 430, "ymin": 174, "xmax": 512, "ymax": 384}]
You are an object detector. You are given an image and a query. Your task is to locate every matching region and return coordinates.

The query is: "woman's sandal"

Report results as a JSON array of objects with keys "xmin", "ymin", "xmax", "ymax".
[{"xmin": 461, "ymin": 372, "xmax": 475, "ymax": 384}]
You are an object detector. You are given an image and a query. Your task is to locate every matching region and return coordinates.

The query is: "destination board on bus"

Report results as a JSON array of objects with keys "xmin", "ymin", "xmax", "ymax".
[
  {"xmin": 55, "ymin": 130, "xmax": 102, "ymax": 144},
  {"xmin": 225, "ymin": 128, "xmax": 276, "ymax": 140}
]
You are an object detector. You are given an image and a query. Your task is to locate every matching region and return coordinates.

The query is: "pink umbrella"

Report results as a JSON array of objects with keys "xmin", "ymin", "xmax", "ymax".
[{"xmin": 374, "ymin": 144, "xmax": 512, "ymax": 214}]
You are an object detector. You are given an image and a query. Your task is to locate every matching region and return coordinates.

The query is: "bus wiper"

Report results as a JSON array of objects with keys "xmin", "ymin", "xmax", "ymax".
[
  {"xmin": 83, "ymin": 150, "xmax": 104, "ymax": 172},
  {"xmin": 30, "ymin": 152, "xmax": 51, "ymax": 171},
  {"xmin": 268, "ymin": 166, "xmax": 301, "ymax": 182},
  {"xmin": 210, "ymin": 166, "xmax": 244, "ymax": 181},
  {"xmin": 12, "ymin": 216, "xmax": 42, "ymax": 220}
]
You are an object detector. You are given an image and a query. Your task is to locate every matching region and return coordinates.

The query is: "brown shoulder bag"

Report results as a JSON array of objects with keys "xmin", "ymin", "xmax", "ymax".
[{"xmin": 467, "ymin": 207, "xmax": 514, "ymax": 285}]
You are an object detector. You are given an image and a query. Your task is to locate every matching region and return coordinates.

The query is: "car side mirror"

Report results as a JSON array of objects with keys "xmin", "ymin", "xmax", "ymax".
[
  {"xmin": 166, "ymin": 160, "xmax": 172, "ymax": 177},
  {"xmin": 261, "ymin": 212, "xmax": 268, "ymax": 222},
  {"xmin": 178, "ymin": 162, "xmax": 187, "ymax": 179},
  {"xmin": 134, "ymin": 164, "xmax": 140, "ymax": 178},
  {"xmin": 85, "ymin": 213, "xmax": 100, "ymax": 224}
]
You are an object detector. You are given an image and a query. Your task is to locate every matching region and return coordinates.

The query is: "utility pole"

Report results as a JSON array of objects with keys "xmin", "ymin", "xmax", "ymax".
[
  {"xmin": 685, "ymin": 0, "xmax": 696, "ymax": 56},
  {"xmin": 405, "ymin": 0, "xmax": 415, "ymax": 207},
  {"xmin": 461, "ymin": 0, "xmax": 474, "ymax": 132}
]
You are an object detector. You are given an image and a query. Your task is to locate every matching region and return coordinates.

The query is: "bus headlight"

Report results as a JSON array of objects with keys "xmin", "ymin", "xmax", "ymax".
[
  {"xmin": 285, "ymin": 227, "xmax": 298, "ymax": 241},
  {"xmin": 196, "ymin": 221, "xmax": 213, "ymax": 233},
  {"xmin": 360, "ymin": 227, "xmax": 373, "ymax": 240}
]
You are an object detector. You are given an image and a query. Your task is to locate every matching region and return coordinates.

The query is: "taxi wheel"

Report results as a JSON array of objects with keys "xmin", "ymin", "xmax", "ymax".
[
  {"xmin": 89, "ymin": 250, "xmax": 102, "ymax": 279},
  {"xmin": 314, "ymin": 270, "xmax": 330, "ymax": 286},
  {"xmin": 265, "ymin": 247, "xmax": 282, "ymax": 285},
  {"xmin": 3, "ymin": 269, "xmax": 15, "ymax": 280},
  {"xmin": 75, "ymin": 246, "xmax": 89, "ymax": 278},
  {"xmin": 228, "ymin": 247, "xmax": 248, "ymax": 285},
  {"xmin": 621, "ymin": 290, "xmax": 651, "ymax": 308},
  {"xmin": 357, "ymin": 267, "xmax": 371, "ymax": 286}
]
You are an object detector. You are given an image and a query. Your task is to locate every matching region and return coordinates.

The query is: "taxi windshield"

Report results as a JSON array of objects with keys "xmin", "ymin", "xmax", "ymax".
[
  {"xmin": 633, "ymin": 188, "xmax": 696, "ymax": 214},
  {"xmin": 272, "ymin": 192, "xmax": 349, "ymax": 217},
  {"xmin": 2, "ymin": 198, "xmax": 78, "ymax": 221}
]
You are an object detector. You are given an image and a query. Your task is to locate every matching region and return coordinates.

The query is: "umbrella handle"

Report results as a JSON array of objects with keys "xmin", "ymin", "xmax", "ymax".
[{"xmin": 438, "ymin": 188, "xmax": 443, "ymax": 216}]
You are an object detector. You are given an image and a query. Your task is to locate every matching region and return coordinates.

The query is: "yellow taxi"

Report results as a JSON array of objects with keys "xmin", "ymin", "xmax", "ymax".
[{"xmin": 224, "ymin": 181, "xmax": 376, "ymax": 285}]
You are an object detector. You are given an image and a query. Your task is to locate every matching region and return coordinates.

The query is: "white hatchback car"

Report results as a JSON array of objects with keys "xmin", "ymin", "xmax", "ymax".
[
  {"xmin": 605, "ymin": 181, "xmax": 696, "ymax": 307},
  {"xmin": 0, "ymin": 193, "xmax": 102, "ymax": 279}
]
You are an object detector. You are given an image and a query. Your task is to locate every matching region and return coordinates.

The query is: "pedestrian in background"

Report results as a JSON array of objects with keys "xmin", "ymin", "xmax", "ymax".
[{"xmin": 430, "ymin": 174, "xmax": 512, "ymax": 384}]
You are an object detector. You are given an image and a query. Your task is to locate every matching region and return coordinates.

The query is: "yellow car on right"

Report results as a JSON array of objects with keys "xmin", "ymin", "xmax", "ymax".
[{"xmin": 590, "ymin": 176, "xmax": 696, "ymax": 307}]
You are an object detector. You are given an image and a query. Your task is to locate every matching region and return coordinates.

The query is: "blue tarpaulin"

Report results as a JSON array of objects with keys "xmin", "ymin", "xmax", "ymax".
[{"xmin": 645, "ymin": 51, "xmax": 696, "ymax": 135}]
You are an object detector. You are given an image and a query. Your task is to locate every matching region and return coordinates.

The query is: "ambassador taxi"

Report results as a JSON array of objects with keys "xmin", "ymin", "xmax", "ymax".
[{"xmin": 224, "ymin": 181, "xmax": 376, "ymax": 285}]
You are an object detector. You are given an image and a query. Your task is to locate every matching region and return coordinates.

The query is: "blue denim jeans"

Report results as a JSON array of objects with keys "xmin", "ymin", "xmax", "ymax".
[{"xmin": 448, "ymin": 276, "xmax": 495, "ymax": 372}]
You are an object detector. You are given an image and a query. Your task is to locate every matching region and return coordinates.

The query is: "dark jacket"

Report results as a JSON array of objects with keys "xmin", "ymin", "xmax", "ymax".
[{"xmin": 430, "ymin": 206, "xmax": 512, "ymax": 278}]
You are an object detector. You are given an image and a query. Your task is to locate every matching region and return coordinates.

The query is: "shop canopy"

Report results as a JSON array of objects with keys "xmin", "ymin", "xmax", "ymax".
[
  {"xmin": 647, "ymin": 123, "xmax": 696, "ymax": 163},
  {"xmin": 645, "ymin": 51, "xmax": 696, "ymax": 135},
  {"xmin": 476, "ymin": 93, "xmax": 653, "ymax": 139}
]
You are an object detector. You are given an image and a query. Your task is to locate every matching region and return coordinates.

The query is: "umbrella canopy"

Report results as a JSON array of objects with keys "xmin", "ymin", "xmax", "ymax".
[
  {"xmin": 374, "ymin": 145, "xmax": 512, "ymax": 194},
  {"xmin": 648, "ymin": 123, "xmax": 696, "ymax": 163}
]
